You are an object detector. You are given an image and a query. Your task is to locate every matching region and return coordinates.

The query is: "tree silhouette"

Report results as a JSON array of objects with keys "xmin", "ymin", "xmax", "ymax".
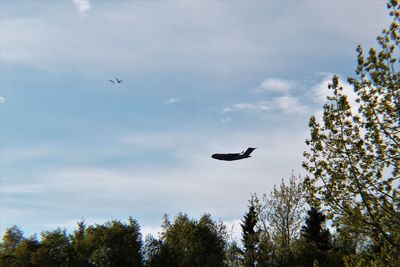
[
  {"xmin": 301, "ymin": 207, "xmax": 332, "ymax": 251},
  {"xmin": 241, "ymin": 196, "xmax": 260, "ymax": 267}
]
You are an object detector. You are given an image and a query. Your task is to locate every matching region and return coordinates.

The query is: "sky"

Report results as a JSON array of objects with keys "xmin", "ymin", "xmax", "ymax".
[{"xmin": 0, "ymin": 0, "xmax": 391, "ymax": 239}]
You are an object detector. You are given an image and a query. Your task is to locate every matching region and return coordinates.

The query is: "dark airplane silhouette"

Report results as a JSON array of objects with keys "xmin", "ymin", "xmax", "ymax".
[{"xmin": 212, "ymin": 147, "xmax": 256, "ymax": 161}]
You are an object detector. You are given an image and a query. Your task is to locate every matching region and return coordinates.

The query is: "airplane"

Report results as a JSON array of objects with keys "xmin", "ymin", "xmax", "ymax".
[{"xmin": 211, "ymin": 147, "xmax": 256, "ymax": 161}]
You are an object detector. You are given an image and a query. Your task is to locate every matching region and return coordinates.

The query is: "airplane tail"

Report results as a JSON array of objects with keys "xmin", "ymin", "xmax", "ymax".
[{"xmin": 243, "ymin": 147, "xmax": 256, "ymax": 157}]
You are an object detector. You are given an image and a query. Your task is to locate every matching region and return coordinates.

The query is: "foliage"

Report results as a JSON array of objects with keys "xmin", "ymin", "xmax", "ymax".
[
  {"xmin": 298, "ymin": 207, "xmax": 338, "ymax": 267},
  {"xmin": 301, "ymin": 207, "xmax": 332, "ymax": 251},
  {"xmin": 256, "ymin": 232, "xmax": 277, "ymax": 267},
  {"xmin": 0, "ymin": 226, "xmax": 39, "ymax": 267},
  {"xmin": 1, "ymin": 226, "xmax": 24, "ymax": 253},
  {"xmin": 84, "ymin": 218, "xmax": 143, "ymax": 267},
  {"xmin": 303, "ymin": 0, "xmax": 400, "ymax": 264},
  {"xmin": 260, "ymin": 172, "xmax": 305, "ymax": 251},
  {"xmin": 157, "ymin": 213, "xmax": 228, "ymax": 267},
  {"xmin": 241, "ymin": 196, "xmax": 260, "ymax": 267},
  {"xmin": 225, "ymin": 240, "xmax": 242, "ymax": 267},
  {"xmin": 0, "ymin": 219, "xmax": 143, "ymax": 267},
  {"xmin": 0, "ymin": 215, "xmax": 229, "ymax": 267},
  {"xmin": 245, "ymin": 173, "xmax": 306, "ymax": 267},
  {"xmin": 70, "ymin": 221, "xmax": 90, "ymax": 267},
  {"xmin": 31, "ymin": 228, "xmax": 75, "ymax": 267},
  {"xmin": 142, "ymin": 234, "xmax": 163, "ymax": 267}
]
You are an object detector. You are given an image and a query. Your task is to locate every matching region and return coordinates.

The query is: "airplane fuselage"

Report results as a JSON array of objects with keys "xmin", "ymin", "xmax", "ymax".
[
  {"xmin": 211, "ymin": 153, "xmax": 250, "ymax": 161},
  {"xmin": 211, "ymin": 147, "xmax": 256, "ymax": 161}
]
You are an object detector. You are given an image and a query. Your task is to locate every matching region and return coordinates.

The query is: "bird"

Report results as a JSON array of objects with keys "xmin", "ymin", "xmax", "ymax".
[
  {"xmin": 108, "ymin": 79, "xmax": 115, "ymax": 84},
  {"xmin": 115, "ymin": 77, "xmax": 123, "ymax": 83}
]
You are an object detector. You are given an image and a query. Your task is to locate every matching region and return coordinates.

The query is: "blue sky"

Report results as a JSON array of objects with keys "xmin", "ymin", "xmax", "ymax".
[{"xmin": 0, "ymin": 0, "xmax": 390, "ymax": 238}]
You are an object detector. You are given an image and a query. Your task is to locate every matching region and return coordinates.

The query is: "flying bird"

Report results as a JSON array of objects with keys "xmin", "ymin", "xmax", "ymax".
[
  {"xmin": 211, "ymin": 147, "xmax": 256, "ymax": 161},
  {"xmin": 115, "ymin": 77, "xmax": 123, "ymax": 83},
  {"xmin": 108, "ymin": 79, "xmax": 115, "ymax": 84}
]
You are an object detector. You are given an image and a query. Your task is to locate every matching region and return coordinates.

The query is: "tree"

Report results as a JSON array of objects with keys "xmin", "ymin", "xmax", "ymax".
[
  {"xmin": 256, "ymin": 231, "xmax": 276, "ymax": 267},
  {"xmin": 225, "ymin": 240, "xmax": 242, "ymax": 267},
  {"xmin": 301, "ymin": 207, "xmax": 331, "ymax": 251},
  {"xmin": 254, "ymin": 173, "xmax": 305, "ymax": 267},
  {"xmin": 0, "ymin": 219, "xmax": 145, "ymax": 266},
  {"xmin": 297, "ymin": 207, "xmax": 335, "ymax": 267},
  {"xmin": 142, "ymin": 235, "xmax": 164, "ymax": 267},
  {"xmin": 70, "ymin": 221, "xmax": 90, "ymax": 267},
  {"xmin": 241, "ymin": 196, "xmax": 260, "ymax": 267},
  {"xmin": 31, "ymin": 228, "xmax": 75, "ymax": 267},
  {"xmin": 158, "ymin": 213, "xmax": 227, "ymax": 267},
  {"xmin": 12, "ymin": 237, "xmax": 40, "ymax": 267},
  {"xmin": 1, "ymin": 226, "xmax": 24, "ymax": 253},
  {"xmin": 302, "ymin": 0, "xmax": 399, "ymax": 263},
  {"xmin": 84, "ymin": 218, "xmax": 143, "ymax": 267},
  {"xmin": 0, "ymin": 226, "xmax": 39, "ymax": 267},
  {"xmin": 261, "ymin": 173, "xmax": 305, "ymax": 251}
]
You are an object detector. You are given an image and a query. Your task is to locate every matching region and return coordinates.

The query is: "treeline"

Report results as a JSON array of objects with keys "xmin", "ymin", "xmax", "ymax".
[
  {"xmin": 0, "ymin": 174, "xmax": 395, "ymax": 266},
  {"xmin": 1, "ymin": 0, "xmax": 399, "ymax": 266},
  {"xmin": 0, "ymin": 197, "xmax": 360, "ymax": 267},
  {"xmin": 0, "ymin": 214, "xmax": 227, "ymax": 267}
]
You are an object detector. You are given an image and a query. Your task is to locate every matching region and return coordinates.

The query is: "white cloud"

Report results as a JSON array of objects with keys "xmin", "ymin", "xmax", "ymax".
[
  {"xmin": 71, "ymin": 0, "xmax": 91, "ymax": 14},
  {"xmin": 0, "ymin": 96, "xmax": 5, "ymax": 104},
  {"xmin": 164, "ymin": 98, "xmax": 180, "ymax": 105},
  {"xmin": 223, "ymin": 73, "xmax": 365, "ymax": 118},
  {"xmin": 229, "ymin": 102, "xmax": 273, "ymax": 112},
  {"xmin": 222, "ymin": 102, "xmax": 264, "ymax": 113},
  {"xmin": 0, "ymin": 1, "xmax": 388, "ymax": 75},
  {"xmin": 223, "ymin": 96, "xmax": 307, "ymax": 115},
  {"xmin": 254, "ymin": 78, "xmax": 293, "ymax": 94},
  {"xmin": 274, "ymin": 96, "xmax": 307, "ymax": 114}
]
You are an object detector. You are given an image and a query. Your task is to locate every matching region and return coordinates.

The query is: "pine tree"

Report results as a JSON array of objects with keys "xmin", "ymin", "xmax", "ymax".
[
  {"xmin": 241, "ymin": 196, "xmax": 260, "ymax": 267},
  {"xmin": 301, "ymin": 207, "xmax": 331, "ymax": 251}
]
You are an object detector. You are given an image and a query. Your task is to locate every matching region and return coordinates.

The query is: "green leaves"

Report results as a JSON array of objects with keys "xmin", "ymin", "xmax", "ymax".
[
  {"xmin": 157, "ymin": 213, "xmax": 228, "ymax": 267},
  {"xmin": 303, "ymin": 1, "xmax": 400, "ymax": 263}
]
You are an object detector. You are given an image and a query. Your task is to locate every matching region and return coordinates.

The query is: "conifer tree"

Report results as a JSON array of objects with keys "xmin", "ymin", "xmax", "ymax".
[
  {"xmin": 301, "ymin": 207, "xmax": 331, "ymax": 251},
  {"xmin": 241, "ymin": 196, "xmax": 260, "ymax": 267}
]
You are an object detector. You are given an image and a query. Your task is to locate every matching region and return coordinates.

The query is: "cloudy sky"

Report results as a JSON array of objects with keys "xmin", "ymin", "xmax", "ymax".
[{"xmin": 0, "ymin": 0, "xmax": 390, "ymax": 238}]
